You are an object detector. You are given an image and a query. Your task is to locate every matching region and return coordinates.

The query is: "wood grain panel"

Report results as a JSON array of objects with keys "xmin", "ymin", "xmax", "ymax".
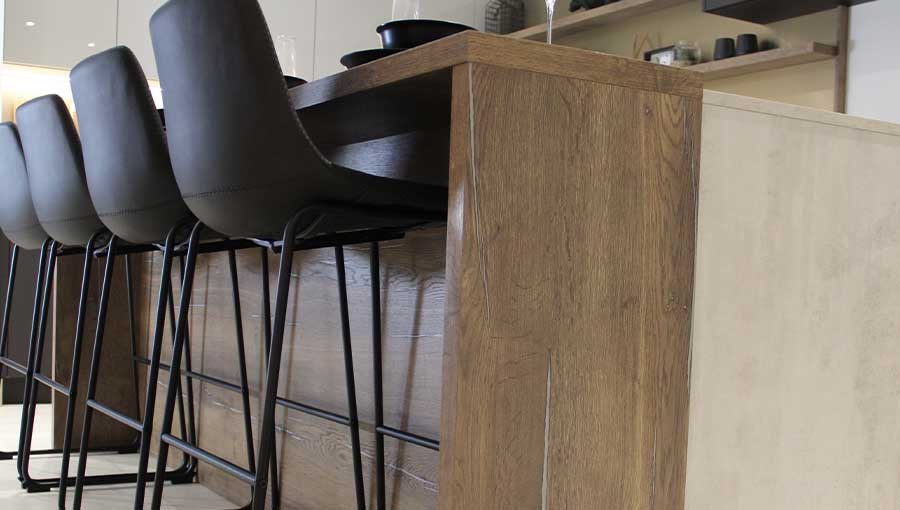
[
  {"xmin": 53, "ymin": 255, "xmax": 140, "ymax": 448},
  {"xmin": 439, "ymin": 63, "xmax": 699, "ymax": 509},
  {"xmin": 133, "ymin": 232, "xmax": 446, "ymax": 509}
]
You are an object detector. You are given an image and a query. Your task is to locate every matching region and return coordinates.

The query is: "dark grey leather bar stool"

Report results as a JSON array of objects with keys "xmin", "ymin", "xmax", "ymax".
[
  {"xmin": 13, "ymin": 94, "xmax": 195, "ymax": 500},
  {"xmin": 13, "ymin": 96, "xmax": 141, "ymax": 495},
  {"xmin": 69, "ymin": 45, "xmax": 273, "ymax": 510},
  {"xmin": 0, "ymin": 122, "xmax": 53, "ymax": 468},
  {"xmin": 149, "ymin": 1, "xmax": 446, "ymax": 509}
]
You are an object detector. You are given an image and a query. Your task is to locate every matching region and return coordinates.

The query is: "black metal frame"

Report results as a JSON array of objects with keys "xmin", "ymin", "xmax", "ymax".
[
  {"xmin": 0, "ymin": 238, "xmax": 142, "ymax": 483},
  {"xmin": 17, "ymin": 234, "xmax": 151, "ymax": 496},
  {"xmin": 0, "ymin": 241, "xmax": 51, "ymax": 464},
  {"xmin": 146, "ymin": 205, "xmax": 444, "ymax": 510},
  {"xmin": 70, "ymin": 224, "xmax": 271, "ymax": 510}
]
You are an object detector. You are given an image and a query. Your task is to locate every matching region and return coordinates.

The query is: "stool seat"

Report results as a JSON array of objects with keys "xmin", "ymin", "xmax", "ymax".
[
  {"xmin": 16, "ymin": 95, "xmax": 105, "ymax": 247},
  {"xmin": 0, "ymin": 123, "xmax": 48, "ymax": 250},
  {"xmin": 70, "ymin": 47, "xmax": 193, "ymax": 245},
  {"xmin": 151, "ymin": 0, "xmax": 448, "ymax": 240}
]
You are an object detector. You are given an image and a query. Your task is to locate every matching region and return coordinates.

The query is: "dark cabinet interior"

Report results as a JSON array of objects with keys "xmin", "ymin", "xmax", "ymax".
[{"xmin": 704, "ymin": 0, "xmax": 877, "ymax": 24}]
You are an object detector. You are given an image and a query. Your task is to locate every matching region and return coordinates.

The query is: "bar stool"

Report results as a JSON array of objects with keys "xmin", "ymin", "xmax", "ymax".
[
  {"xmin": 13, "ymin": 94, "xmax": 196, "ymax": 500},
  {"xmin": 0, "ymin": 122, "xmax": 54, "ymax": 468},
  {"xmin": 68, "ymin": 45, "xmax": 276, "ymax": 510},
  {"xmin": 148, "ymin": 1, "xmax": 446, "ymax": 508},
  {"xmin": 0, "ymin": 122, "xmax": 145, "ymax": 489}
]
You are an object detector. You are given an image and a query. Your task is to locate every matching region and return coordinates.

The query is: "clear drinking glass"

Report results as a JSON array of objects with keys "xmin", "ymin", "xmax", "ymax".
[
  {"xmin": 392, "ymin": 0, "xmax": 421, "ymax": 20},
  {"xmin": 545, "ymin": 0, "xmax": 556, "ymax": 44},
  {"xmin": 275, "ymin": 35, "xmax": 297, "ymax": 77}
]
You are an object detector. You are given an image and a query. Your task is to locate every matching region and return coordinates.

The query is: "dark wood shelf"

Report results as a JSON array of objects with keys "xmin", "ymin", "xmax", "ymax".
[
  {"xmin": 703, "ymin": 0, "xmax": 876, "ymax": 24},
  {"xmin": 690, "ymin": 42, "xmax": 837, "ymax": 80},
  {"xmin": 509, "ymin": 0, "xmax": 691, "ymax": 41}
]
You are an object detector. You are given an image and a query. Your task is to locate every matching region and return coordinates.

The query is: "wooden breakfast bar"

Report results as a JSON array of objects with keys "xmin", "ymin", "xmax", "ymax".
[
  {"xmin": 292, "ymin": 32, "xmax": 701, "ymax": 509},
  {"xmin": 54, "ymin": 32, "xmax": 702, "ymax": 509}
]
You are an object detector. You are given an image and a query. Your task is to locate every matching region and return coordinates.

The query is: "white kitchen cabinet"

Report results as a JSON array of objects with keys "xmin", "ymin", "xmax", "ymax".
[
  {"xmin": 4, "ymin": 0, "xmax": 117, "ymax": 69},
  {"xmin": 116, "ymin": 0, "xmax": 167, "ymax": 79},
  {"xmin": 118, "ymin": 0, "xmax": 315, "ymax": 81},
  {"xmin": 314, "ymin": 0, "xmax": 392, "ymax": 79},
  {"xmin": 419, "ymin": 0, "xmax": 477, "ymax": 27},
  {"xmin": 258, "ymin": 0, "xmax": 316, "ymax": 81},
  {"xmin": 4, "ymin": 0, "xmax": 485, "ymax": 81}
]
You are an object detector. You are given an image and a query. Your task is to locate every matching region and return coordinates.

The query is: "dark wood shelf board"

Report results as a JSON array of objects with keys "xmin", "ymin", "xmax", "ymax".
[
  {"xmin": 690, "ymin": 42, "xmax": 837, "ymax": 81},
  {"xmin": 509, "ymin": 0, "xmax": 691, "ymax": 41}
]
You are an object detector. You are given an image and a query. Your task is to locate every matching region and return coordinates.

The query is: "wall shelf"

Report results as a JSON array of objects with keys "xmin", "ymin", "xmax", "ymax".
[
  {"xmin": 703, "ymin": 0, "xmax": 875, "ymax": 24},
  {"xmin": 690, "ymin": 42, "xmax": 837, "ymax": 81},
  {"xmin": 509, "ymin": 0, "xmax": 692, "ymax": 41}
]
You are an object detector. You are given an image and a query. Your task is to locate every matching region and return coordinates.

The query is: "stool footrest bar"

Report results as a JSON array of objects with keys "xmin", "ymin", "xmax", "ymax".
[
  {"xmin": 86, "ymin": 399, "xmax": 143, "ymax": 432},
  {"xmin": 276, "ymin": 396, "xmax": 351, "ymax": 426},
  {"xmin": 160, "ymin": 434, "xmax": 255, "ymax": 485},
  {"xmin": 0, "ymin": 355, "xmax": 26, "ymax": 375},
  {"xmin": 377, "ymin": 425, "xmax": 440, "ymax": 451},
  {"xmin": 33, "ymin": 372, "xmax": 70, "ymax": 395},
  {"xmin": 184, "ymin": 369, "xmax": 243, "ymax": 393},
  {"xmin": 134, "ymin": 355, "xmax": 240, "ymax": 393}
]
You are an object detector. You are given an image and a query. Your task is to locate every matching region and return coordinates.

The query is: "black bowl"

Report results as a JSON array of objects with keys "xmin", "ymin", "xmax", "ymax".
[
  {"xmin": 284, "ymin": 75, "xmax": 307, "ymax": 88},
  {"xmin": 341, "ymin": 48, "xmax": 406, "ymax": 69},
  {"xmin": 376, "ymin": 19, "xmax": 474, "ymax": 50}
]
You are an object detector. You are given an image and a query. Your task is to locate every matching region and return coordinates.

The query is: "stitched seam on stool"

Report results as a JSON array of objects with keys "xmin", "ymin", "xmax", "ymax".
[
  {"xmin": 3, "ymin": 223, "xmax": 43, "ymax": 234},
  {"xmin": 97, "ymin": 198, "xmax": 184, "ymax": 218},
  {"xmin": 40, "ymin": 214, "xmax": 101, "ymax": 226},
  {"xmin": 182, "ymin": 177, "xmax": 305, "ymax": 200}
]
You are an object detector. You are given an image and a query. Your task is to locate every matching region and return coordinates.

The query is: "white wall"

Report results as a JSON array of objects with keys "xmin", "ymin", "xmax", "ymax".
[
  {"xmin": 847, "ymin": 0, "xmax": 900, "ymax": 123},
  {"xmin": 3, "ymin": 0, "xmax": 491, "ymax": 81}
]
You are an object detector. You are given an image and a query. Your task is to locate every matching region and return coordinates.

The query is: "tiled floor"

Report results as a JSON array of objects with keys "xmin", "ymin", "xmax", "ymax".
[{"xmin": 0, "ymin": 403, "xmax": 233, "ymax": 509}]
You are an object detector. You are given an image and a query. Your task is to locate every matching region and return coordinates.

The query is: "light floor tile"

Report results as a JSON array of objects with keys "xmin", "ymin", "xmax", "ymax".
[{"xmin": 0, "ymin": 403, "xmax": 234, "ymax": 509}]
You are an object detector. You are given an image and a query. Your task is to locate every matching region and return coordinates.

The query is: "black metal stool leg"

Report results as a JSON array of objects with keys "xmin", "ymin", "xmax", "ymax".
[
  {"xmin": 370, "ymin": 242, "xmax": 387, "ymax": 510},
  {"xmin": 124, "ymin": 254, "xmax": 144, "ymax": 427},
  {"xmin": 15, "ymin": 238, "xmax": 51, "ymax": 480},
  {"xmin": 72, "ymin": 236, "xmax": 119, "ymax": 509},
  {"xmin": 19, "ymin": 241, "xmax": 58, "ymax": 491},
  {"xmin": 335, "ymin": 246, "xmax": 366, "ymax": 510},
  {"xmin": 149, "ymin": 222, "xmax": 204, "ymax": 509},
  {"xmin": 131, "ymin": 237, "xmax": 187, "ymax": 509},
  {"xmin": 176, "ymin": 255, "xmax": 199, "ymax": 458},
  {"xmin": 248, "ymin": 215, "xmax": 305, "ymax": 510},
  {"xmin": 229, "ymin": 250, "xmax": 258, "ymax": 475},
  {"xmin": 166, "ymin": 269, "xmax": 196, "ymax": 471},
  {"xmin": 0, "ymin": 245, "xmax": 19, "ymax": 362},
  {"xmin": 0, "ymin": 244, "xmax": 20, "ymax": 461},
  {"xmin": 57, "ymin": 235, "xmax": 101, "ymax": 505},
  {"xmin": 258, "ymin": 248, "xmax": 281, "ymax": 509}
]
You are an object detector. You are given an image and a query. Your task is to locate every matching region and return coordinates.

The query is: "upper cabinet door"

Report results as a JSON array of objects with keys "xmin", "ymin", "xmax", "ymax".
[
  {"xmin": 314, "ymin": 0, "xmax": 392, "ymax": 79},
  {"xmin": 119, "ymin": 0, "xmax": 316, "ymax": 81},
  {"xmin": 258, "ymin": 0, "xmax": 316, "ymax": 81},
  {"xmin": 117, "ymin": 0, "xmax": 167, "ymax": 80},
  {"xmin": 4, "ymin": 0, "xmax": 117, "ymax": 69}
]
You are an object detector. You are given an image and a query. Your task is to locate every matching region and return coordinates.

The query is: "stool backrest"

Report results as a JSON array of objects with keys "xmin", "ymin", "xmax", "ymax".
[
  {"xmin": 150, "ymin": 0, "xmax": 330, "ymax": 237},
  {"xmin": 0, "ymin": 123, "xmax": 48, "ymax": 250},
  {"xmin": 16, "ymin": 95, "xmax": 105, "ymax": 246},
  {"xmin": 71, "ymin": 46, "xmax": 192, "ymax": 243}
]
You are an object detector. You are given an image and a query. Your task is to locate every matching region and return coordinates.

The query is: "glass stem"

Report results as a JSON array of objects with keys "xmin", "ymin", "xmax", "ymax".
[{"xmin": 546, "ymin": 0, "xmax": 555, "ymax": 44}]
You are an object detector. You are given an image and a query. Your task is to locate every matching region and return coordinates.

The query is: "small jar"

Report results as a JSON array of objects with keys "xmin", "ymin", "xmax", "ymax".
[{"xmin": 673, "ymin": 40, "xmax": 702, "ymax": 67}]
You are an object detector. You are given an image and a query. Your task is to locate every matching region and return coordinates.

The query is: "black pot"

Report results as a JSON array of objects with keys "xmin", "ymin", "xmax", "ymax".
[
  {"xmin": 714, "ymin": 37, "xmax": 736, "ymax": 60},
  {"xmin": 736, "ymin": 34, "xmax": 759, "ymax": 56},
  {"xmin": 340, "ymin": 48, "xmax": 405, "ymax": 69},
  {"xmin": 569, "ymin": 0, "xmax": 618, "ymax": 12},
  {"xmin": 377, "ymin": 19, "xmax": 475, "ymax": 49}
]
